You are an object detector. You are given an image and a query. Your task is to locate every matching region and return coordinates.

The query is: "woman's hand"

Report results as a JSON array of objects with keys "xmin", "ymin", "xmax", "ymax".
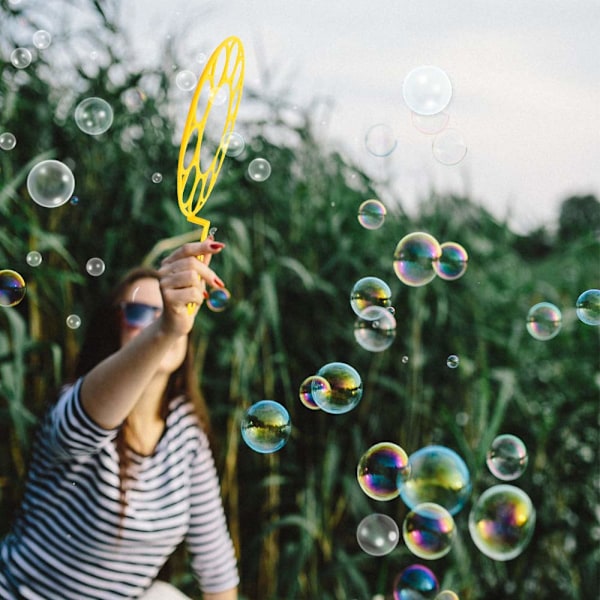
[{"xmin": 157, "ymin": 240, "xmax": 226, "ymax": 336}]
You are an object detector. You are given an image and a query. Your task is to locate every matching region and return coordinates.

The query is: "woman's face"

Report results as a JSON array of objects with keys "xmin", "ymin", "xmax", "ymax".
[{"xmin": 118, "ymin": 277, "xmax": 188, "ymax": 375}]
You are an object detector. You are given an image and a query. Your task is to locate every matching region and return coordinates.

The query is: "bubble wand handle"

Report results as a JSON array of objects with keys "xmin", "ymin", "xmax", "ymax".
[{"xmin": 176, "ymin": 36, "xmax": 245, "ymax": 313}]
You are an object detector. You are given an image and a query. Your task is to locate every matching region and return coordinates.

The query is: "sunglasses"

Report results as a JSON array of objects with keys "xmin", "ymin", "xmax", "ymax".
[{"xmin": 119, "ymin": 302, "xmax": 162, "ymax": 328}]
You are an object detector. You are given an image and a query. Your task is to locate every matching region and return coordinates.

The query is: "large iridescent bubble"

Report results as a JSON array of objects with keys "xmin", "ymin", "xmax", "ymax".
[
  {"xmin": 575, "ymin": 289, "xmax": 600, "ymax": 326},
  {"xmin": 357, "ymin": 441, "xmax": 410, "ymax": 501},
  {"xmin": 486, "ymin": 434, "xmax": 528, "ymax": 481},
  {"xmin": 357, "ymin": 199, "xmax": 387, "ymax": 230},
  {"xmin": 312, "ymin": 362, "xmax": 363, "ymax": 414},
  {"xmin": 354, "ymin": 305, "xmax": 397, "ymax": 352},
  {"xmin": 0, "ymin": 270, "xmax": 27, "ymax": 307},
  {"xmin": 468, "ymin": 484, "xmax": 536, "ymax": 561},
  {"xmin": 240, "ymin": 400, "xmax": 291, "ymax": 453},
  {"xmin": 356, "ymin": 513, "xmax": 400, "ymax": 556},
  {"xmin": 434, "ymin": 242, "xmax": 468, "ymax": 281},
  {"xmin": 350, "ymin": 276, "xmax": 392, "ymax": 317},
  {"xmin": 393, "ymin": 564, "xmax": 439, "ymax": 600},
  {"xmin": 526, "ymin": 302, "xmax": 562, "ymax": 341},
  {"xmin": 402, "ymin": 502, "xmax": 456, "ymax": 560},
  {"xmin": 393, "ymin": 232, "xmax": 441, "ymax": 287},
  {"xmin": 399, "ymin": 445, "xmax": 472, "ymax": 515}
]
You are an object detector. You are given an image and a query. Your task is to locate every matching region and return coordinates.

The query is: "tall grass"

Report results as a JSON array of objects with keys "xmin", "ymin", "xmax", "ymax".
[{"xmin": 1, "ymin": 2, "xmax": 599, "ymax": 599}]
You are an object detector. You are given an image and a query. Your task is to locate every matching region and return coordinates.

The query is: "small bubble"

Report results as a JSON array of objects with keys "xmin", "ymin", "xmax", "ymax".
[
  {"xmin": 26, "ymin": 251, "xmax": 43, "ymax": 267},
  {"xmin": 248, "ymin": 158, "xmax": 271, "ymax": 182},
  {"xmin": 32, "ymin": 30, "xmax": 52, "ymax": 50},
  {"xmin": 223, "ymin": 132, "xmax": 245, "ymax": 157},
  {"xmin": 364, "ymin": 123, "xmax": 397, "ymax": 157},
  {"xmin": 446, "ymin": 354, "xmax": 459, "ymax": 368},
  {"xmin": 0, "ymin": 132, "xmax": 17, "ymax": 151},
  {"xmin": 85, "ymin": 257, "xmax": 105, "ymax": 277},
  {"xmin": 432, "ymin": 128, "xmax": 468, "ymax": 165},
  {"xmin": 357, "ymin": 199, "xmax": 387, "ymax": 230},
  {"xmin": 10, "ymin": 48, "xmax": 32, "ymax": 69},
  {"xmin": 74, "ymin": 97, "xmax": 114, "ymax": 136},
  {"xmin": 66, "ymin": 314, "xmax": 81, "ymax": 329},
  {"xmin": 206, "ymin": 288, "xmax": 230, "ymax": 312},
  {"xmin": 70, "ymin": 196, "xmax": 79, "ymax": 205},
  {"xmin": 175, "ymin": 69, "xmax": 197, "ymax": 92},
  {"xmin": 401, "ymin": 355, "xmax": 409, "ymax": 364},
  {"xmin": 151, "ymin": 172, "xmax": 163, "ymax": 184}
]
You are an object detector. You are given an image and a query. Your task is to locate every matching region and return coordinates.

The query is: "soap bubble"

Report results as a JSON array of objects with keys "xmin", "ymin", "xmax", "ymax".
[
  {"xmin": 356, "ymin": 513, "xmax": 400, "ymax": 556},
  {"xmin": 32, "ymin": 30, "xmax": 52, "ymax": 50},
  {"xmin": 446, "ymin": 354, "xmax": 459, "ymax": 369},
  {"xmin": 350, "ymin": 276, "xmax": 392, "ymax": 317},
  {"xmin": 248, "ymin": 158, "xmax": 271, "ymax": 182},
  {"xmin": 403, "ymin": 502, "xmax": 456, "ymax": 560},
  {"xmin": 354, "ymin": 305, "xmax": 397, "ymax": 352},
  {"xmin": 365, "ymin": 123, "xmax": 397, "ymax": 157},
  {"xmin": 240, "ymin": 400, "xmax": 291, "ymax": 453},
  {"xmin": 27, "ymin": 160, "xmax": 75, "ymax": 208},
  {"xmin": 85, "ymin": 257, "xmax": 105, "ymax": 277},
  {"xmin": 357, "ymin": 441, "xmax": 410, "ymax": 501},
  {"xmin": 411, "ymin": 111, "xmax": 450, "ymax": 135},
  {"xmin": 74, "ymin": 97, "xmax": 114, "ymax": 135},
  {"xmin": 151, "ymin": 172, "xmax": 162, "ymax": 183},
  {"xmin": 66, "ymin": 314, "xmax": 82, "ymax": 329},
  {"xmin": 206, "ymin": 288, "xmax": 231, "ymax": 312},
  {"xmin": 435, "ymin": 592, "xmax": 459, "ymax": 600},
  {"xmin": 175, "ymin": 69, "xmax": 197, "ymax": 91},
  {"xmin": 575, "ymin": 289, "xmax": 600, "ymax": 326},
  {"xmin": 486, "ymin": 434, "xmax": 528, "ymax": 481},
  {"xmin": 393, "ymin": 564, "xmax": 439, "ymax": 600},
  {"xmin": 434, "ymin": 242, "xmax": 468, "ymax": 281},
  {"xmin": 298, "ymin": 375, "xmax": 329, "ymax": 410},
  {"xmin": 399, "ymin": 445, "xmax": 472, "ymax": 515},
  {"xmin": 313, "ymin": 362, "xmax": 363, "ymax": 414},
  {"xmin": 402, "ymin": 66, "xmax": 452, "ymax": 116},
  {"xmin": 70, "ymin": 196, "xmax": 80, "ymax": 205},
  {"xmin": 0, "ymin": 270, "xmax": 26, "ymax": 307},
  {"xmin": 26, "ymin": 251, "xmax": 42, "ymax": 267},
  {"xmin": 468, "ymin": 484, "xmax": 536, "ymax": 561},
  {"xmin": 526, "ymin": 302, "xmax": 562, "ymax": 341},
  {"xmin": 209, "ymin": 87, "xmax": 227, "ymax": 106},
  {"xmin": 432, "ymin": 129, "xmax": 467, "ymax": 165},
  {"xmin": 223, "ymin": 132, "xmax": 246, "ymax": 157},
  {"xmin": 0, "ymin": 132, "xmax": 17, "ymax": 151},
  {"xmin": 10, "ymin": 48, "xmax": 32, "ymax": 69},
  {"xmin": 357, "ymin": 199, "xmax": 387, "ymax": 230},
  {"xmin": 393, "ymin": 232, "xmax": 441, "ymax": 287}
]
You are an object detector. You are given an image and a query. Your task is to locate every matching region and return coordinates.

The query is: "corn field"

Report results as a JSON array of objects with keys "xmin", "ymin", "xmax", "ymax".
[{"xmin": 1, "ymin": 2, "xmax": 599, "ymax": 599}]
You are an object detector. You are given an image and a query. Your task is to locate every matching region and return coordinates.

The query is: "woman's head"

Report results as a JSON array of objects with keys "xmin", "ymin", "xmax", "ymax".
[{"xmin": 74, "ymin": 267, "xmax": 202, "ymax": 426}]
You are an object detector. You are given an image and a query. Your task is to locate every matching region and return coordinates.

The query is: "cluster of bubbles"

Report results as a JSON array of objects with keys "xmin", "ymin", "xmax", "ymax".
[
  {"xmin": 393, "ymin": 232, "xmax": 468, "ymax": 287},
  {"xmin": 400, "ymin": 65, "xmax": 468, "ymax": 167},
  {"xmin": 525, "ymin": 289, "xmax": 599, "ymax": 341},
  {"xmin": 350, "ymin": 276, "xmax": 396, "ymax": 352}
]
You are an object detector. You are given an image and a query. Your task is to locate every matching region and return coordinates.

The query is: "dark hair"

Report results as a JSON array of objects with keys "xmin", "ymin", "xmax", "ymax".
[{"xmin": 73, "ymin": 266, "xmax": 212, "ymax": 530}]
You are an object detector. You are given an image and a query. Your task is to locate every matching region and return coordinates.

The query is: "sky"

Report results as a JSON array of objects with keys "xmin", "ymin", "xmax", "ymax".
[{"xmin": 42, "ymin": 1, "xmax": 600, "ymax": 232}]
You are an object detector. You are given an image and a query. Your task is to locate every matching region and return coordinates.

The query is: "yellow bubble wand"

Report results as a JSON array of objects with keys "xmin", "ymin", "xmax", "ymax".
[{"xmin": 177, "ymin": 36, "xmax": 245, "ymax": 310}]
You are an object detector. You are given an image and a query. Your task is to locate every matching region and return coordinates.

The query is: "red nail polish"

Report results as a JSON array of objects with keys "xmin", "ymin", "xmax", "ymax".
[
  {"xmin": 215, "ymin": 277, "xmax": 225, "ymax": 288},
  {"xmin": 210, "ymin": 243, "xmax": 224, "ymax": 250},
  {"xmin": 203, "ymin": 291, "xmax": 210, "ymax": 299}
]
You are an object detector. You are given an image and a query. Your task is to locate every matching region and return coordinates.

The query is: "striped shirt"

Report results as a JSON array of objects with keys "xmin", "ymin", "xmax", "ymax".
[{"xmin": 0, "ymin": 378, "xmax": 239, "ymax": 599}]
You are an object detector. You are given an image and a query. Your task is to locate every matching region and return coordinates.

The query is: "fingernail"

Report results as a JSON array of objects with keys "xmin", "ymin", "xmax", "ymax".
[
  {"xmin": 210, "ymin": 243, "xmax": 224, "ymax": 250},
  {"xmin": 214, "ymin": 277, "xmax": 225, "ymax": 288},
  {"xmin": 203, "ymin": 290, "xmax": 210, "ymax": 299}
]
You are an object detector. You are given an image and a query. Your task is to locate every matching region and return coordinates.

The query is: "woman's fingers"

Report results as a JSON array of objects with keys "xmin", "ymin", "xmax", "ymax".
[{"xmin": 161, "ymin": 240, "xmax": 225, "ymax": 266}]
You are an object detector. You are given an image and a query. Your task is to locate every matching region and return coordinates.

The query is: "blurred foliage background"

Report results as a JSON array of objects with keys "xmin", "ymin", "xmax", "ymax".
[{"xmin": 1, "ymin": 1, "xmax": 599, "ymax": 599}]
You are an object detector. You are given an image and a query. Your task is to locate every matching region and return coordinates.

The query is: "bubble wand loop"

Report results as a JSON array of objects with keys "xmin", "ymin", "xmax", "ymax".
[{"xmin": 176, "ymin": 36, "xmax": 245, "ymax": 311}]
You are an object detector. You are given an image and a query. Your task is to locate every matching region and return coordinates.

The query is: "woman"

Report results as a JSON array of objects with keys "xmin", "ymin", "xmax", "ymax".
[{"xmin": 0, "ymin": 240, "xmax": 239, "ymax": 599}]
